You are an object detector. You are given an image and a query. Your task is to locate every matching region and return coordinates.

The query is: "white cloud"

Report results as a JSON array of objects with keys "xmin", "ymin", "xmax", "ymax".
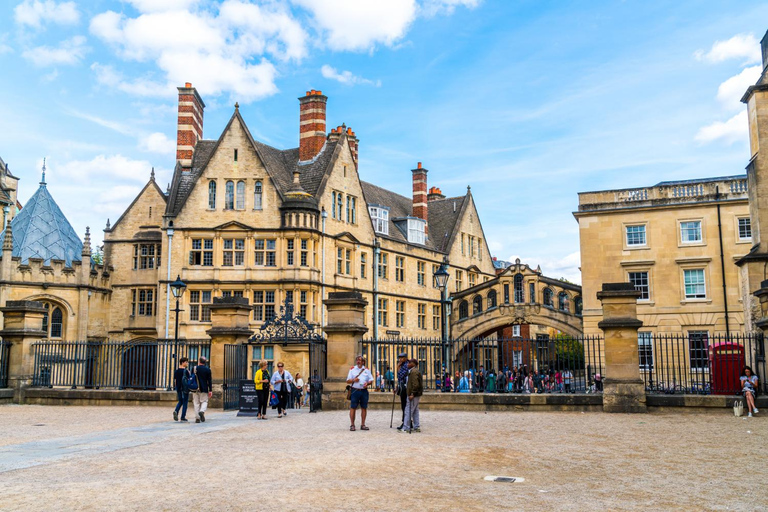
[
  {"xmin": 321, "ymin": 64, "xmax": 381, "ymax": 86},
  {"xmin": 127, "ymin": 0, "xmax": 202, "ymax": 13},
  {"xmin": 56, "ymin": 154, "xmax": 156, "ymax": 183},
  {"xmin": 90, "ymin": 1, "xmax": 306, "ymax": 102},
  {"xmin": 91, "ymin": 62, "xmax": 171, "ymax": 98},
  {"xmin": 695, "ymin": 33, "xmax": 762, "ymax": 65},
  {"xmin": 64, "ymin": 108, "xmax": 134, "ymax": 136},
  {"xmin": 420, "ymin": 0, "xmax": 481, "ymax": 17},
  {"xmin": 22, "ymin": 35, "xmax": 87, "ymax": 66},
  {"xmin": 716, "ymin": 65, "xmax": 762, "ymax": 111},
  {"xmin": 139, "ymin": 132, "xmax": 176, "ymax": 155},
  {"xmin": 508, "ymin": 251, "xmax": 581, "ymax": 284},
  {"xmin": 293, "ymin": 0, "xmax": 417, "ymax": 51},
  {"xmin": 695, "ymin": 110, "xmax": 747, "ymax": 145},
  {"xmin": 14, "ymin": 0, "xmax": 79, "ymax": 28}
]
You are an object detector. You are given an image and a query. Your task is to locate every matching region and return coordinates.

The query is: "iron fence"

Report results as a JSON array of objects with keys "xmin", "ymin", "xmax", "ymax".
[
  {"xmin": 0, "ymin": 340, "xmax": 10, "ymax": 388},
  {"xmin": 640, "ymin": 332, "xmax": 766, "ymax": 395},
  {"xmin": 360, "ymin": 336, "xmax": 604, "ymax": 393},
  {"xmin": 30, "ymin": 339, "xmax": 210, "ymax": 391}
]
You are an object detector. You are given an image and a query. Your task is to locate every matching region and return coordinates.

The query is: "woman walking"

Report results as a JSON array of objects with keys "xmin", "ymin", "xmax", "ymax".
[
  {"xmin": 254, "ymin": 361, "xmax": 270, "ymax": 420},
  {"xmin": 270, "ymin": 362, "xmax": 294, "ymax": 418}
]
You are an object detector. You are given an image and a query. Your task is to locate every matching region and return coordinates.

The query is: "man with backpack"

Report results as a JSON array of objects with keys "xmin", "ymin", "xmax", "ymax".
[
  {"xmin": 192, "ymin": 357, "xmax": 213, "ymax": 423},
  {"xmin": 400, "ymin": 358, "xmax": 423, "ymax": 433},
  {"xmin": 173, "ymin": 357, "xmax": 190, "ymax": 422}
]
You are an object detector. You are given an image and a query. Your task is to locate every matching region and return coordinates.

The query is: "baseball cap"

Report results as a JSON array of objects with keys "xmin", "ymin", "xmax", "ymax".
[{"xmin": 398, "ymin": 352, "xmax": 407, "ymax": 357}]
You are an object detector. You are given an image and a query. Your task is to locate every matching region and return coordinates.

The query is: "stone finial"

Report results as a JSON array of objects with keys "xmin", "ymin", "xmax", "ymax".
[
  {"xmin": 235, "ymin": 102, "xmax": 239, "ymax": 110},
  {"xmin": 467, "ymin": 185, "xmax": 471, "ymax": 191},
  {"xmin": 3, "ymin": 219, "xmax": 12, "ymax": 251},
  {"xmin": 40, "ymin": 157, "xmax": 47, "ymax": 186},
  {"xmin": 82, "ymin": 226, "xmax": 91, "ymax": 257},
  {"xmin": 166, "ymin": 183, "xmax": 171, "ymax": 194},
  {"xmin": 105, "ymin": 218, "xmax": 111, "ymax": 230},
  {"xmin": 150, "ymin": 167, "xmax": 155, "ymax": 181}
]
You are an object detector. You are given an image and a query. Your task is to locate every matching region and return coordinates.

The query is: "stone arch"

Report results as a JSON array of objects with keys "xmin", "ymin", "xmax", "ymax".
[{"xmin": 456, "ymin": 312, "xmax": 583, "ymax": 340}]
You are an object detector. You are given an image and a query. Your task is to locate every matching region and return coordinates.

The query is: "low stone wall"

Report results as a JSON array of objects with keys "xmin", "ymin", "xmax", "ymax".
[
  {"xmin": 0, "ymin": 388, "xmax": 13, "ymax": 404},
  {"xmin": 22, "ymin": 388, "xmax": 179, "ymax": 407}
]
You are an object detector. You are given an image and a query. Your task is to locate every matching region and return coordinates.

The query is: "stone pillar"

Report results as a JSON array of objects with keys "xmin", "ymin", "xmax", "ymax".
[
  {"xmin": 323, "ymin": 292, "xmax": 368, "ymax": 403},
  {"xmin": 205, "ymin": 296, "xmax": 253, "ymax": 409},
  {"xmin": 596, "ymin": 283, "xmax": 646, "ymax": 413},
  {"xmin": 0, "ymin": 300, "xmax": 46, "ymax": 403}
]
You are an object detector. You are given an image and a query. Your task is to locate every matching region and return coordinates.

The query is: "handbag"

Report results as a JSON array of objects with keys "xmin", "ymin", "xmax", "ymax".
[
  {"xmin": 734, "ymin": 399, "xmax": 744, "ymax": 417},
  {"xmin": 346, "ymin": 367, "xmax": 367, "ymax": 400},
  {"xmin": 269, "ymin": 391, "xmax": 279, "ymax": 407}
]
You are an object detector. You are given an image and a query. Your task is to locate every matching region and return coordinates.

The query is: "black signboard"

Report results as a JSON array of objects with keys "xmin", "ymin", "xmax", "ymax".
[{"xmin": 237, "ymin": 379, "xmax": 259, "ymax": 417}]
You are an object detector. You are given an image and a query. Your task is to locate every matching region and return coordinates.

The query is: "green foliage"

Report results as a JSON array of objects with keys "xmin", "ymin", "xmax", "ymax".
[
  {"xmin": 553, "ymin": 333, "xmax": 584, "ymax": 370},
  {"xmin": 91, "ymin": 245, "xmax": 103, "ymax": 265}
]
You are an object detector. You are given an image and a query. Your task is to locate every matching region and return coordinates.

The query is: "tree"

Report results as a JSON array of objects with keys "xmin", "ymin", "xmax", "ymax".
[
  {"xmin": 91, "ymin": 245, "xmax": 103, "ymax": 265},
  {"xmin": 553, "ymin": 333, "xmax": 584, "ymax": 371}
]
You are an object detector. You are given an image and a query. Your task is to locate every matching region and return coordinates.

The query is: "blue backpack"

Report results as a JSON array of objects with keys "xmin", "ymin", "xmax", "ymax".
[{"xmin": 185, "ymin": 368, "xmax": 199, "ymax": 392}]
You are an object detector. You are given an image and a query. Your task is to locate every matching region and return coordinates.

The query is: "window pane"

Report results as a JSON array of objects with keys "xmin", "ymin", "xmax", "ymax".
[
  {"xmin": 626, "ymin": 225, "xmax": 646, "ymax": 246},
  {"xmin": 680, "ymin": 221, "xmax": 702, "ymax": 243}
]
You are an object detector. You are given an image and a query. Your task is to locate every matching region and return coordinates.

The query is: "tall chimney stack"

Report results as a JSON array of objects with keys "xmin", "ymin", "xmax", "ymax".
[
  {"xmin": 762, "ymin": 30, "xmax": 768, "ymax": 70},
  {"xmin": 412, "ymin": 162, "xmax": 428, "ymax": 231},
  {"xmin": 299, "ymin": 90, "xmax": 328, "ymax": 162},
  {"xmin": 176, "ymin": 82, "xmax": 205, "ymax": 167}
]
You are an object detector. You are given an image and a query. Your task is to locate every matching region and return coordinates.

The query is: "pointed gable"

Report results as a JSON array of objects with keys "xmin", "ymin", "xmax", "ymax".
[{"xmin": 3, "ymin": 180, "xmax": 82, "ymax": 266}]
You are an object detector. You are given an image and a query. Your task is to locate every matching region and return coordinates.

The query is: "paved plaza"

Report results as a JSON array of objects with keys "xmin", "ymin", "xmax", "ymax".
[{"xmin": 1, "ymin": 404, "xmax": 766, "ymax": 511}]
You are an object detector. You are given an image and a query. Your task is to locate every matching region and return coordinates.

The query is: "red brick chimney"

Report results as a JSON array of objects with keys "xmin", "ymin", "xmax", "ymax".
[
  {"xmin": 412, "ymin": 162, "xmax": 428, "ymax": 232},
  {"xmin": 176, "ymin": 83, "xmax": 205, "ymax": 168},
  {"xmin": 299, "ymin": 90, "xmax": 327, "ymax": 162}
]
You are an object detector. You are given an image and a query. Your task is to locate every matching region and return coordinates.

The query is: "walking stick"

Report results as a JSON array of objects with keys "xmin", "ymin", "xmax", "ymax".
[{"xmin": 389, "ymin": 387, "xmax": 397, "ymax": 428}]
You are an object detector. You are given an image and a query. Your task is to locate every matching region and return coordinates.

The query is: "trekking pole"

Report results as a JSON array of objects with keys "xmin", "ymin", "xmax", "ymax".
[{"xmin": 389, "ymin": 387, "xmax": 397, "ymax": 428}]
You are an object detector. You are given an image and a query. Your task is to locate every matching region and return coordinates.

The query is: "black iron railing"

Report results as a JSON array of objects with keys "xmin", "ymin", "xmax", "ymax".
[
  {"xmin": 359, "ymin": 336, "xmax": 604, "ymax": 393},
  {"xmin": 30, "ymin": 339, "xmax": 210, "ymax": 390},
  {"xmin": 640, "ymin": 332, "xmax": 766, "ymax": 395},
  {"xmin": 0, "ymin": 340, "xmax": 10, "ymax": 388}
]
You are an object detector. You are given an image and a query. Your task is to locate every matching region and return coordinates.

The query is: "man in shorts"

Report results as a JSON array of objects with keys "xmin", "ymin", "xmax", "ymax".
[{"xmin": 347, "ymin": 355, "xmax": 373, "ymax": 431}]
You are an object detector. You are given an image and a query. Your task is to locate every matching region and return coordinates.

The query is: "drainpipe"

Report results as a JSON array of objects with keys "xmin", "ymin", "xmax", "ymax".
[
  {"xmin": 165, "ymin": 223, "xmax": 174, "ymax": 339},
  {"xmin": 373, "ymin": 239, "xmax": 380, "ymax": 339},
  {"xmin": 715, "ymin": 186, "xmax": 730, "ymax": 335},
  {"xmin": 321, "ymin": 208, "xmax": 327, "ymax": 332}
]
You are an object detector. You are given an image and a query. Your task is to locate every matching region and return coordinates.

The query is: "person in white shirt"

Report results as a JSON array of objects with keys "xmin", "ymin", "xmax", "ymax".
[
  {"xmin": 346, "ymin": 355, "xmax": 373, "ymax": 431},
  {"xmin": 270, "ymin": 362, "xmax": 294, "ymax": 418},
  {"xmin": 295, "ymin": 373, "xmax": 305, "ymax": 409}
]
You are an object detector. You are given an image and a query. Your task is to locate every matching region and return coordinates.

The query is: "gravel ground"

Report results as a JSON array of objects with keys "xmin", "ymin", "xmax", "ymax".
[{"xmin": 1, "ymin": 404, "xmax": 766, "ymax": 511}]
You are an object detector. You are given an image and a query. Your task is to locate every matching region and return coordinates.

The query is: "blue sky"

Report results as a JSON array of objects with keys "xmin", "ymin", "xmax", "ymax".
[{"xmin": 1, "ymin": 0, "xmax": 767, "ymax": 282}]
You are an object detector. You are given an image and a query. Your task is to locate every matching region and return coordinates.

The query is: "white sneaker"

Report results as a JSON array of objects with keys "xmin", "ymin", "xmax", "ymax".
[
  {"xmin": 748, "ymin": 412, "xmax": 753, "ymax": 417},
  {"xmin": 753, "ymin": 408, "xmax": 759, "ymax": 414}
]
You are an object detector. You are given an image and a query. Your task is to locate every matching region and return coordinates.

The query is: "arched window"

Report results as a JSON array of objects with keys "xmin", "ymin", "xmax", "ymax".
[
  {"xmin": 208, "ymin": 181, "xmax": 216, "ymax": 209},
  {"xmin": 473, "ymin": 295, "xmax": 483, "ymax": 315},
  {"xmin": 254, "ymin": 181, "xmax": 263, "ymax": 210},
  {"xmin": 225, "ymin": 181, "xmax": 234, "ymax": 210},
  {"xmin": 558, "ymin": 292, "xmax": 569, "ymax": 312},
  {"xmin": 42, "ymin": 302, "xmax": 64, "ymax": 339},
  {"xmin": 574, "ymin": 296, "xmax": 583, "ymax": 316},
  {"xmin": 236, "ymin": 181, "xmax": 245, "ymax": 209},
  {"xmin": 487, "ymin": 289, "xmax": 497, "ymax": 309},
  {"xmin": 543, "ymin": 288, "xmax": 553, "ymax": 307},
  {"xmin": 459, "ymin": 300, "xmax": 469, "ymax": 320},
  {"xmin": 514, "ymin": 273, "xmax": 524, "ymax": 303}
]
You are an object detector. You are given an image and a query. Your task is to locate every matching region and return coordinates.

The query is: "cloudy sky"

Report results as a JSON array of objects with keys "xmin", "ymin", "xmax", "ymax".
[{"xmin": 1, "ymin": 0, "xmax": 767, "ymax": 282}]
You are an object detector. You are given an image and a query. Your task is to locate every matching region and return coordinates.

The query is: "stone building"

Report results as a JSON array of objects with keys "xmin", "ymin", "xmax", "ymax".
[
  {"xmin": 576, "ymin": 175, "xmax": 750, "ymax": 338},
  {"xmin": 101, "ymin": 84, "xmax": 499, "ymax": 377}
]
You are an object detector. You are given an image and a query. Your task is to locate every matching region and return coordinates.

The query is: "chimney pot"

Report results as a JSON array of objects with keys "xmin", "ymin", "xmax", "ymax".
[
  {"xmin": 185, "ymin": 82, "xmax": 191, "ymax": 88},
  {"xmin": 418, "ymin": 162, "xmax": 422, "ymax": 169}
]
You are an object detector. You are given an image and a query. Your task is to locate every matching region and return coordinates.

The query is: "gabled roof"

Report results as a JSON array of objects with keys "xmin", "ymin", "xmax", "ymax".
[
  {"xmin": 107, "ymin": 174, "xmax": 167, "ymax": 233},
  {"xmin": 360, "ymin": 180, "xmax": 467, "ymax": 252},
  {"xmin": 1, "ymin": 180, "xmax": 82, "ymax": 266},
  {"xmin": 164, "ymin": 108, "xmax": 341, "ymax": 218}
]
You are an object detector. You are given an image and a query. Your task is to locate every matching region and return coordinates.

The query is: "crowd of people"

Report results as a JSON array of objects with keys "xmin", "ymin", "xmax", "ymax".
[{"xmin": 375, "ymin": 365, "xmax": 603, "ymax": 394}]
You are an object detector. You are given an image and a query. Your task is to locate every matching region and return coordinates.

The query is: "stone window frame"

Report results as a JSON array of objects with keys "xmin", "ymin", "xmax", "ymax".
[
  {"xmin": 208, "ymin": 180, "xmax": 216, "ymax": 210},
  {"xmin": 131, "ymin": 288, "xmax": 156, "ymax": 317}
]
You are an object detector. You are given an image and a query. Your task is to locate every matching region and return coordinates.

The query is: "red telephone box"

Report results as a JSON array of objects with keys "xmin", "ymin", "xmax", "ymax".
[{"xmin": 709, "ymin": 343, "xmax": 746, "ymax": 395}]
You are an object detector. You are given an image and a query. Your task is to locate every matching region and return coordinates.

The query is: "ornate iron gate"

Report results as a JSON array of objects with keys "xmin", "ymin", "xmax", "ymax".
[
  {"xmin": 223, "ymin": 344, "xmax": 247, "ymax": 410},
  {"xmin": 223, "ymin": 300, "xmax": 326, "ymax": 411}
]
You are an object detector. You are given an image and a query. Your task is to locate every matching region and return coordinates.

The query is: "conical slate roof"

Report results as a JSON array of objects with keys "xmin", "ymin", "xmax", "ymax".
[{"xmin": 1, "ymin": 179, "xmax": 82, "ymax": 266}]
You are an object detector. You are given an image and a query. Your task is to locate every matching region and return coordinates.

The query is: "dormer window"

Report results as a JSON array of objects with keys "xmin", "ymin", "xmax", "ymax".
[
  {"xmin": 369, "ymin": 206, "xmax": 389, "ymax": 235},
  {"xmin": 407, "ymin": 218, "xmax": 426, "ymax": 244}
]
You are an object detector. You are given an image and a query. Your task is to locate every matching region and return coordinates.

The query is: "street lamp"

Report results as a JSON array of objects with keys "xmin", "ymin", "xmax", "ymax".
[
  {"xmin": 169, "ymin": 275, "xmax": 186, "ymax": 389},
  {"xmin": 433, "ymin": 263, "xmax": 450, "ymax": 372}
]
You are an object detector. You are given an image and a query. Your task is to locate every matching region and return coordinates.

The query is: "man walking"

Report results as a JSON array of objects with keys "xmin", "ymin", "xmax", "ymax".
[
  {"xmin": 347, "ymin": 355, "xmax": 373, "ymax": 431},
  {"xmin": 395, "ymin": 352, "xmax": 409, "ymax": 430},
  {"xmin": 173, "ymin": 357, "xmax": 190, "ymax": 422},
  {"xmin": 193, "ymin": 357, "xmax": 213, "ymax": 423},
  {"xmin": 270, "ymin": 362, "xmax": 294, "ymax": 418},
  {"xmin": 400, "ymin": 358, "xmax": 423, "ymax": 433}
]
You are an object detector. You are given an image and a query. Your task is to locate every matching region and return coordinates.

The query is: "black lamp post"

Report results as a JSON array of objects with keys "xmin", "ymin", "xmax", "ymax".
[
  {"xmin": 169, "ymin": 275, "xmax": 187, "ymax": 388},
  {"xmin": 433, "ymin": 263, "xmax": 450, "ymax": 371}
]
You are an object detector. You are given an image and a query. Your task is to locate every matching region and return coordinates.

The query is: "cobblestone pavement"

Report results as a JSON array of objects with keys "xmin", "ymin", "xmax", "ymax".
[{"xmin": 1, "ymin": 404, "xmax": 766, "ymax": 511}]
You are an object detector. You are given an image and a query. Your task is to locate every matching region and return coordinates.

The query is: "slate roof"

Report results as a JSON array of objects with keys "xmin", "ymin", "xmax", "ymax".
[
  {"xmin": 360, "ymin": 181, "xmax": 466, "ymax": 252},
  {"xmin": 1, "ymin": 180, "xmax": 82, "ymax": 266}
]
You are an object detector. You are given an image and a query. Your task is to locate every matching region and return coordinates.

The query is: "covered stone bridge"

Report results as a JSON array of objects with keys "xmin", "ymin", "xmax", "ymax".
[{"xmin": 451, "ymin": 259, "xmax": 583, "ymax": 339}]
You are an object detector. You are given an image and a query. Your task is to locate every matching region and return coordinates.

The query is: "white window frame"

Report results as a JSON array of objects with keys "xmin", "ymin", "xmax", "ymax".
[
  {"xmin": 638, "ymin": 332, "xmax": 654, "ymax": 371},
  {"xmin": 683, "ymin": 268, "xmax": 706, "ymax": 299},
  {"xmin": 369, "ymin": 206, "xmax": 389, "ymax": 235},
  {"xmin": 512, "ymin": 324, "xmax": 521, "ymax": 337},
  {"xmin": 680, "ymin": 220, "xmax": 702, "ymax": 244},
  {"xmin": 625, "ymin": 224, "xmax": 647, "ymax": 247},
  {"xmin": 407, "ymin": 218, "xmax": 426, "ymax": 244},
  {"xmin": 628, "ymin": 270, "xmax": 650, "ymax": 301},
  {"xmin": 738, "ymin": 217, "xmax": 752, "ymax": 242}
]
